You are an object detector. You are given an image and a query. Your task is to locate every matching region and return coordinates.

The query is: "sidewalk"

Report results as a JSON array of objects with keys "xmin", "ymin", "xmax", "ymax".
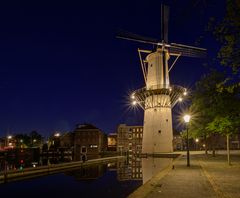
[
  {"xmin": 146, "ymin": 156, "xmax": 217, "ymax": 198},
  {"xmin": 198, "ymin": 154, "xmax": 240, "ymax": 198},
  {"xmin": 129, "ymin": 152, "xmax": 240, "ymax": 198}
]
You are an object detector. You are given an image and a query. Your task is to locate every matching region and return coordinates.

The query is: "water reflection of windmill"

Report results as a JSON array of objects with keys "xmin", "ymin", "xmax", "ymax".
[{"xmin": 118, "ymin": 5, "xmax": 206, "ymax": 154}]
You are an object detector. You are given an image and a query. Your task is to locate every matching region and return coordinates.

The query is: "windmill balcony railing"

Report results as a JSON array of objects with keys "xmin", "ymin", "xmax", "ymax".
[{"xmin": 131, "ymin": 84, "xmax": 187, "ymax": 109}]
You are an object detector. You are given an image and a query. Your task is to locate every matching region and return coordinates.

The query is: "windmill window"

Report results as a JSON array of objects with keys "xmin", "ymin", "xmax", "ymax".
[
  {"xmin": 158, "ymin": 130, "xmax": 161, "ymax": 134},
  {"xmin": 150, "ymin": 64, "xmax": 153, "ymax": 67}
]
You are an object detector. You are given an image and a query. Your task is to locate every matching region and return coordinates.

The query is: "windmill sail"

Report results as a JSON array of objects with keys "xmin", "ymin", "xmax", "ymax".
[
  {"xmin": 116, "ymin": 29, "xmax": 158, "ymax": 45},
  {"xmin": 116, "ymin": 5, "xmax": 207, "ymax": 58},
  {"xmin": 161, "ymin": 4, "xmax": 169, "ymax": 43}
]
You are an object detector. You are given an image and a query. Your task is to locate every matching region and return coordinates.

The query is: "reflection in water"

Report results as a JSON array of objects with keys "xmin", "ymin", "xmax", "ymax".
[
  {"xmin": 1, "ymin": 151, "xmax": 173, "ymax": 184},
  {"xmin": 117, "ymin": 155, "xmax": 142, "ymax": 181},
  {"xmin": 0, "ymin": 154, "xmax": 73, "ymax": 171},
  {"xmin": 66, "ymin": 164, "xmax": 107, "ymax": 180},
  {"xmin": 142, "ymin": 157, "xmax": 172, "ymax": 184},
  {"xmin": 0, "ymin": 150, "xmax": 174, "ymax": 197},
  {"xmin": 117, "ymin": 155, "xmax": 172, "ymax": 184}
]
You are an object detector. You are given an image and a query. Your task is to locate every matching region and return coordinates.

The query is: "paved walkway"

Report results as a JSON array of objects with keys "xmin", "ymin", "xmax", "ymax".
[
  {"xmin": 129, "ymin": 151, "xmax": 240, "ymax": 198},
  {"xmin": 147, "ymin": 156, "xmax": 217, "ymax": 198}
]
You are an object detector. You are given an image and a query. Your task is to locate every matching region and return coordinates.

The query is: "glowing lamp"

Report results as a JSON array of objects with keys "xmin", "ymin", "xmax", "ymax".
[
  {"xmin": 132, "ymin": 101, "xmax": 137, "ymax": 105},
  {"xmin": 183, "ymin": 114, "xmax": 191, "ymax": 123}
]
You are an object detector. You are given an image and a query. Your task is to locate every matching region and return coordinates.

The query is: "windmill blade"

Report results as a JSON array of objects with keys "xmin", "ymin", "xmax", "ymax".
[
  {"xmin": 169, "ymin": 43, "xmax": 207, "ymax": 58},
  {"xmin": 171, "ymin": 43, "xmax": 206, "ymax": 51},
  {"xmin": 116, "ymin": 29, "xmax": 159, "ymax": 45},
  {"xmin": 161, "ymin": 4, "xmax": 169, "ymax": 43}
]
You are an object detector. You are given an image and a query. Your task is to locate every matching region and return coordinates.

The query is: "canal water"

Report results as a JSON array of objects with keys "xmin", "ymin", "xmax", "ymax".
[{"xmin": 0, "ymin": 154, "xmax": 173, "ymax": 198}]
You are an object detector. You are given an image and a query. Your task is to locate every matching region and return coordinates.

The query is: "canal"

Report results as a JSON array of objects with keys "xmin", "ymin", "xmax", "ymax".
[{"xmin": 0, "ymin": 153, "xmax": 173, "ymax": 197}]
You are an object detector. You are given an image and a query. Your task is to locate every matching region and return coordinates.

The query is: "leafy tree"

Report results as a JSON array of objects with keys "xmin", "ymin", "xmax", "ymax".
[
  {"xmin": 189, "ymin": 71, "xmax": 227, "ymax": 155},
  {"xmin": 189, "ymin": 69, "xmax": 240, "ymax": 160},
  {"xmin": 29, "ymin": 131, "xmax": 43, "ymax": 147},
  {"xmin": 189, "ymin": 0, "xmax": 240, "ymax": 162},
  {"xmin": 214, "ymin": 0, "xmax": 240, "ymax": 74},
  {"xmin": 15, "ymin": 134, "xmax": 31, "ymax": 148},
  {"xmin": 206, "ymin": 88, "xmax": 240, "ymax": 164}
]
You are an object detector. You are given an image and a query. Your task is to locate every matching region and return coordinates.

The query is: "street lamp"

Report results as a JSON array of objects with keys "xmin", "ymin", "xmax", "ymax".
[
  {"xmin": 183, "ymin": 114, "xmax": 191, "ymax": 167},
  {"xmin": 7, "ymin": 136, "xmax": 12, "ymax": 139},
  {"xmin": 195, "ymin": 138, "xmax": 199, "ymax": 150},
  {"xmin": 54, "ymin": 133, "xmax": 60, "ymax": 137},
  {"xmin": 6, "ymin": 135, "xmax": 13, "ymax": 148}
]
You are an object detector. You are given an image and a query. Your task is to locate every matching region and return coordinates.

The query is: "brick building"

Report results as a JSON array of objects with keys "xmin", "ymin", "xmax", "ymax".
[
  {"xmin": 117, "ymin": 124, "xmax": 143, "ymax": 155},
  {"xmin": 107, "ymin": 133, "xmax": 117, "ymax": 151},
  {"xmin": 73, "ymin": 124, "xmax": 107, "ymax": 159}
]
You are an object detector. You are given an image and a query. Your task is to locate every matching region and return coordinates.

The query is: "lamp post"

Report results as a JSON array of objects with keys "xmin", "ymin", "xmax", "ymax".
[
  {"xmin": 195, "ymin": 138, "xmax": 199, "ymax": 151},
  {"xmin": 183, "ymin": 114, "xmax": 191, "ymax": 167}
]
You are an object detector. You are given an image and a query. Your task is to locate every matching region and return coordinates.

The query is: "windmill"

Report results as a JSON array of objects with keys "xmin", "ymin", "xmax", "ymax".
[{"xmin": 117, "ymin": 5, "xmax": 206, "ymax": 154}]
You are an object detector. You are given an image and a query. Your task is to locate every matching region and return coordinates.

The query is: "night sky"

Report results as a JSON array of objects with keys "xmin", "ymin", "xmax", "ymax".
[{"xmin": 0, "ymin": 1, "xmax": 225, "ymax": 137}]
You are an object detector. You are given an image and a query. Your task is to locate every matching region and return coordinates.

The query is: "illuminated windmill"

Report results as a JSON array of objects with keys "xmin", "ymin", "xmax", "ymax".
[{"xmin": 118, "ymin": 5, "xmax": 206, "ymax": 154}]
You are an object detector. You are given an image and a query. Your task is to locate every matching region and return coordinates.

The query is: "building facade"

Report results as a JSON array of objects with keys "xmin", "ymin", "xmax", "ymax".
[
  {"xmin": 107, "ymin": 133, "xmax": 117, "ymax": 151},
  {"xmin": 117, "ymin": 124, "xmax": 143, "ymax": 155},
  {"xmin": 73, "ymin": 124, "xmax": 107, "ymax": 160}
]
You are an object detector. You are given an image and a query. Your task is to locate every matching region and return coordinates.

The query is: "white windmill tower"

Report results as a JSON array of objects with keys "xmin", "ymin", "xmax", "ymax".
[{"xmin": 118, "ymin": 5, "xmax": 206, "ymax": 154}]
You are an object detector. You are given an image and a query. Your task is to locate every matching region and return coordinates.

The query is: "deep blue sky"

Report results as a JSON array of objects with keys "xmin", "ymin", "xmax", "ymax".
[{"xmin": 0, "ymin": 1, "xmax": 225, "ymax": 137}]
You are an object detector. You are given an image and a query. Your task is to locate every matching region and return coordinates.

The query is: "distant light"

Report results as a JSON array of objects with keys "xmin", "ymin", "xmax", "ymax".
[
  {"xmin": 195, "ymin": 138, "xmax": 199, "ymax": 143},
  {"xmin": 7, "ymin": 136, "xmax": 12, "ymax": 139},
  {"xmin": 33, "ymin": 139, "xmax": 37, "ymax": 142},
  {"xmin": 9, "ymin": 143, "xmax": 12, "ymax": 146},
  {"xmin": 178, "ymin": 97, "xmax": 183, "ymax": 102},
  {"xmin": 169, "ymin": 87, "xmax": 172, "ymax": 92},
  {"xmin": 33, "ymin": 164, "xmax": 36, "ymax": 168},
  {"xmin": 183, "ymin": 114, "xmax": 191, "ymax": 123},
  {"xmin": 131, "ymin": 94, "xmax": 135, "ymax": 99},
  {"xmin": 183, "ymin": 91, "xmax": 187, "ymax": 96},
  {"xmin": 203, "ymin": 144, "xmax": 206, "ymax": 148},
  {"xmin": 20, "ymin": 139, "xmax": 23, "ymax": 143},
  {"xmin": 132, "ymin": 101, "xmax": 137, "ymax": 105},
  {"xmin": 54, "ymin": 133, "xmax": 60, "ymax": 137}
]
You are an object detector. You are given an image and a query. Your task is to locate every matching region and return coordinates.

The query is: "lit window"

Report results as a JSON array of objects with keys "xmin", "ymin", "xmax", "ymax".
[{"xmin": 90, "ymin": 145, "xmax": 98, "ymax": 148}]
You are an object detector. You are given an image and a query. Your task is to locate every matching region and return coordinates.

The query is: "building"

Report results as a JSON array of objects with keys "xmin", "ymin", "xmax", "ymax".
[
  {"xmin": 117, "ymin": 124, "xmax": 143, "ymax": 180},
  {"xmin": 0, "ymin": 136, "xmax": 16, "ymax": 150},
  {"xmin": 117, "ymin": 124, "xmax": 143, "ymax": 155},
  {"xmin": 107, "ymin": 133, "xmax": 117, "ymax": 151},
  {"xmin": 0, "ymin": 138, "xmax": 4, "ymax": 151},
  {"xmin": 173, "ymin": 130, "xmax": 184, "ymax": 151},
  {"xmin": 73, "ymin": 124, "xmax": 107, "ymax": 160},
  {"xmin": 60, "ymin": 132, "xmax": 74, "ymax": 148}
]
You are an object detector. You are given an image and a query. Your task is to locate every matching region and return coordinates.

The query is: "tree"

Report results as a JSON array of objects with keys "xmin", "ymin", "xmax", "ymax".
[
  {"xmin": 189, "ymin": 69, "xmax": 240, "ymax": 160},
  {"xmin": 214, "ymin": 0, "xmax": 240, "ymax": 74},
  {"xmin": 207, "ymin": 116, "xmax": 240, "ymax": 164},
  {"xmin": 14, "ymin": 134, "xmax": 31, "ymax": 148},
  {"xmin": 189, "ymin": 71, "xmax": 227, "ymax": 156},
  {"xmin": 29, "ymin": 131, "xmax": 43, "ymax": 147},
  {"xmin": 189, "ymin": 0, "xmax": 240, "ymax": 162}
]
